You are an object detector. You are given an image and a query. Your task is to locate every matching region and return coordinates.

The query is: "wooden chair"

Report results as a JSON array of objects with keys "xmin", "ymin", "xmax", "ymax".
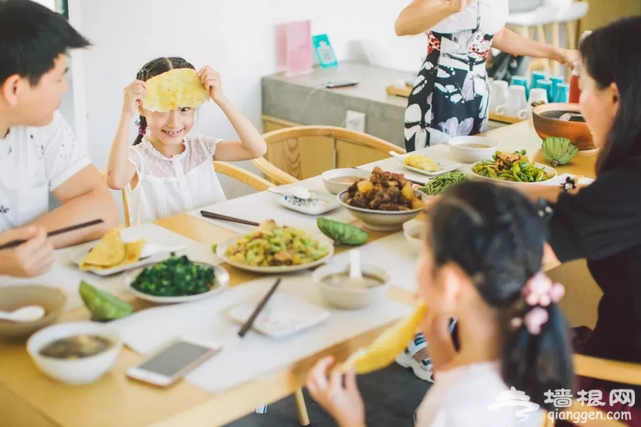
[
  {"xmin": 253, "ymin": 126, "xmax": 406, "ymax": 183},
  {"xmin": 99, "ymin": 165, "xmax": 311, "ymax": 426}
]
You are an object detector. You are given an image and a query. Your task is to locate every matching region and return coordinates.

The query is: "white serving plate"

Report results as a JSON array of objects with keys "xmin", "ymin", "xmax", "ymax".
[
  {"xmin": 122, "ymin": 263, "xmax": 229, "ymax": 304},
  {"xmin": 68, "ymin": 243, "xmax": 186, "ymax": 277},
  {"xmin": 469, "ymin": 161, "xmax": 557, "ymax": 186},
  {"xmin": 276, "ymin": 192, "xmax": 341, "ymax": 215},
  {"xmin": 228, "ymin": 293, "xmax": 329, "ymax": 338},
  {"xmin": 216, "ymin": 231, "xmax": 334, "ymax": 274},
  {"xmin": 396, "ymin": 154, "xmax": 461, "ymax": 177}
]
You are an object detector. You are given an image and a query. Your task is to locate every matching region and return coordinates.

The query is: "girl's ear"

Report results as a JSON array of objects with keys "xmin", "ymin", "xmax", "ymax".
[{"xmin": 438, "ymin": 263, "xmax": 465, "ymax": 315}]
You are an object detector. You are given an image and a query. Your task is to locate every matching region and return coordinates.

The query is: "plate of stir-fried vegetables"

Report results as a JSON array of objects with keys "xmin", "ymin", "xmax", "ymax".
[
  {"xmin": 470, "ymin": 150, "xmax": 556, "ymax": 185},
  {"xmin": 216, "ymin": 220, "xmax": 334, "ymax": 273}
]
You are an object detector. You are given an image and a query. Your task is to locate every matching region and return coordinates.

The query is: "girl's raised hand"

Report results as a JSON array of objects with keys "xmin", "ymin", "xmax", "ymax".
[
  {"xmin": 122, "ymin": 80, "xmax": 146, "ymax": 117},
  {"xmin": 198, "ymin": 66, "xmax": 225, "ymax": 103},
  {"xmin": 306, "ymin": 357, "xmax": 366, "ymax": 427}
]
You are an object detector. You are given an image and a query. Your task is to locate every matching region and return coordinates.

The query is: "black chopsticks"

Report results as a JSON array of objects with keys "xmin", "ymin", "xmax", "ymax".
[
  {"xmin": 200, "ymin": 210, "xmax": 260, "ymax": 227},
  {"xmin": 238, "ymin": 278, "xmax": 281, "ymax": 338},
  {"xmin": 0, "ymin": 219, "xmax": 104, "ymax": 250}
]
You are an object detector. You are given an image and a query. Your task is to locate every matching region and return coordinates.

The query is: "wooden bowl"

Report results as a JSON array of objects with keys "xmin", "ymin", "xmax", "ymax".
[
  {"xmin": 0, "ymin": 286, "xmax": 66, "ymax": 342},
  {"xmin": 532, "ymin": 103, "xmax": 596, "ymax": 150}
]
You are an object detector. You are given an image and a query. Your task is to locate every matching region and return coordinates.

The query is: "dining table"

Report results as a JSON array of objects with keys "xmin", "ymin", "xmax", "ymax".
[{"xmin": 0, "ymin": 121, "xmax": 597, "ymax": 427}]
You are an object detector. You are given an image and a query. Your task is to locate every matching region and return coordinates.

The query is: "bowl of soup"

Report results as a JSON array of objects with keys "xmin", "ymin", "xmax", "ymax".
[
  {"xmin": 532, "ymin": 103, "xmax": 596, "ymax": 150},
  {"xmin": 447, "ymin": 136, "xmax": 499, "ymax": 164},
  {"xmin": 27, "ymin": 321, "xmax": 122, "ymax": 385},
  {"xmin": 321, "ymin": 168, "xmax": 372, "ymax": 195},
  {"xmin": 312, "ymin": 263, "xmax": 390, "ymax": 309}
]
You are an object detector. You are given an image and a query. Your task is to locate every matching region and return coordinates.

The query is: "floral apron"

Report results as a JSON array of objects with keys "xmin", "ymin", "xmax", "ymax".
[{"xmin": 404, "ymin": 7, "xmax": 494, "ymax": 151}]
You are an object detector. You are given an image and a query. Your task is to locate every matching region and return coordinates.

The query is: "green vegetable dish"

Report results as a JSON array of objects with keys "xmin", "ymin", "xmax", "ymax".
[
  {"xmin": 317, "ymin": 218, "xmax": 369, "ymax": 246},
  {"xmin": 131, "ymin": 255, "xmax": 217, "ymax": 297},
  {"xmin": 226, "ymin": 220, "xmax": 329, "ymax": 267},
  {"xmin": 418, "ymin": 172, "xmax": 469, "ymax": 196},
  {"xmin": 472, "ymin": 150, "xmax": 553, "ymax": 183}
]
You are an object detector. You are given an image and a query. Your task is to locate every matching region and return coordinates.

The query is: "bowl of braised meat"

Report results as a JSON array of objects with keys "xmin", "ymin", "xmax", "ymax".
[{"xmin": 337, "ymin": 167, "xmax": 426, "ymax": 231}]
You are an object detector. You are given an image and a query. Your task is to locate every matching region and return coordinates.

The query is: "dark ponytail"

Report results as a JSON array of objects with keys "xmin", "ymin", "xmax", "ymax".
[
  {"xmin": 429, "ymin": 181, "xmax": 574, "ymax": 411},
  {"xmin": 580, "ymin": 16, "xmax": 641, "ymax": 174},
  {"xmin": 132, "ymin": 56, "xmax": 196, "ymax": 145}
]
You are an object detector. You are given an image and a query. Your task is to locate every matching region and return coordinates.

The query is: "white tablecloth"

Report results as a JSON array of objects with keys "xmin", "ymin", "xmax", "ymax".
[
  {"xmin": 186, "ymin": 177, "xmax": 354, "ymax": 234},
  {"xmin": 112, "ymin": 276, "xmax": 412, "ymax": 394},
  {"xmin": 0, "ymin": 224, "xmax": 220, "ymax": 311}
]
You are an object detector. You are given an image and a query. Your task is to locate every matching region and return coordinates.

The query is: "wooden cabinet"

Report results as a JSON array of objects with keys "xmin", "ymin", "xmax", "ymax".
[{"xmin": 581, "ymin": 0, "xmax": 641, "ymax": 32}]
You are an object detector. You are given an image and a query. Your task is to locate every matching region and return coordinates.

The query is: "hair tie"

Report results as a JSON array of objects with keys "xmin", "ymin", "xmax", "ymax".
[
  {"xmin": 134, "ymin": 120, "xmax": 146, "ymax": 136},
  {"xmin": 511, "ymin": 272, "xmax": 565, "ymax": 335}
]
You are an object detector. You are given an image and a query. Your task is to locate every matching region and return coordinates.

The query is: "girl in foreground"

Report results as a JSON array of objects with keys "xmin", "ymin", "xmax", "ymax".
[
  {"xmin": 307, "ymin": 181, "xmax": 574, "ymax": 427},
  {"xmin": 106, "ymin": 57, "xmax": 266, "ymax": 225}
]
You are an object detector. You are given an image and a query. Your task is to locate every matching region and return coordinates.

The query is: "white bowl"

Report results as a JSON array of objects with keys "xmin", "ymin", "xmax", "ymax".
[
  {"xmin": 337, "ymin": 190, "xmax": 425, "ymax": 231},
  {"xmin": 313, "ymin": 263, "xmax": 390, "ymax": 310},
  {"xmin": 469, "ymin": 161, "xmax": 557, "ymax": 186},
  {"xmin": 447, "ymin": 136, "xmax": 498, "ymax": 164},
  {"xmin": 321, "ymin": 169, "xmax": 371, "ymax": 195},
  {"xmin": 27, "ymin": 321, "xmax": 122, "ymax": 385},
  {"xmin": 403, "ymin": 220, "xmax": 424, "ymax": 254}
]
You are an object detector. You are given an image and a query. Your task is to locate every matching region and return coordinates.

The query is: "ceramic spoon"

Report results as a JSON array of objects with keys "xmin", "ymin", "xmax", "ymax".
[
  {"xmin": 345, "ymin": 249, "xmax": 367, "ymax": 290},
  {"xmin": 267, "ymin": 186, "xmax": 312, "ymax": 200},
  {"xmin": 0, "ymin": 305, "xmax": 46, "ymax": 323}
]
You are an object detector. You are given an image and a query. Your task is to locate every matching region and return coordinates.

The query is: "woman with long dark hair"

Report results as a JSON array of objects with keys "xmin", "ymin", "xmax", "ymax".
[{"xmin": 534, "ymin": 16, "xmax": 641, "ymax": 425}]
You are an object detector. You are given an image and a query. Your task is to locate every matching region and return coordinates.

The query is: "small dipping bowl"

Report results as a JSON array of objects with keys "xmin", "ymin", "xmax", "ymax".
[
  {"xmin": 313, "ymin": 263, "xmax": 390, "ymax": 310},
  {"xmin": 447, "ymin": 136, "xmax": 499, "ymax": 164},
  {"xmin": 0, "ymin": 285, "xmax": 66, "ymax": 342},
  {"xmin": 403, "ymin": 220, "xmax": 424, "ymax": 254},
  {"xmin": 27, "ymin": 321, "xmax": 122, "ymax": 385},
  {"xmin": 321, "ymin": 169, "xmax": 371, "ymax": 195}
]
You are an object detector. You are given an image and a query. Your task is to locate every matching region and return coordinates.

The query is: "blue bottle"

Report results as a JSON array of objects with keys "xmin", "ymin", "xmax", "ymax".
[
  {"xmin": 531, "ymin": 71, "xmax": 547, "ymax": 92},
  {"xmin": 510, "ymin": 75, "xmax": 529, "ymax": 98},
  {"xmin": 536, "ymin": 79, "xmax": 553, "ymax": 103},
  {"xmin": 549, "ymin": 76, "xmax": 565, "ymax": 103},
  {"xmin": 554, "ymin": 83, "xmax": 570, "ymax": 103}
]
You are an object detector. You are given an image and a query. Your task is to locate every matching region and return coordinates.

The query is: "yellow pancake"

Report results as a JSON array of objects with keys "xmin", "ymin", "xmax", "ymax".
[
  {"xmin": 142, "ymin": 68, "xmax": 209, "ymax": 112},
  {"xmin": 81, "ymin": 239, "xmax": 146, "ymax": 271},
  {"xmin": 343, "ymin": 301, "xmax": 427, "ymax": 374},
  {"xmin": 80, "ymin": 229, "xmax": 126, "ymax": 270}
]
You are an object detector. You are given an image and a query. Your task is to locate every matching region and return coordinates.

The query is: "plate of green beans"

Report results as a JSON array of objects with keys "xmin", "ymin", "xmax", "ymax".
[{"xmin": 470, "ymin": 150, "xmax": 556, "ymax": 185}]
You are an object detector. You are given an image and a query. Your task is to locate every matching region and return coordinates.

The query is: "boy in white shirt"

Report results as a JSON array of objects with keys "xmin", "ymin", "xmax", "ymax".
[{"xmin": 0, "ymin": 0, "xmax": 118, "ymax": 277}]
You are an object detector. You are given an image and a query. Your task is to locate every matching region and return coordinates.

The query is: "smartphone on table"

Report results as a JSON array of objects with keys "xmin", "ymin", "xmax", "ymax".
[
  {"xmin": 322, "ymin": 80, "xmax": 359, "ymax": 89},
  {"xmin": 126, "ymin": 338, "xmax": 220, "ymax": 387}
]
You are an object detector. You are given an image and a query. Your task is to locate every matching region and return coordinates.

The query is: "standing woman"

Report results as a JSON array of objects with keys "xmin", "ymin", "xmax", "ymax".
[{"xmin": 397, "ymin": 0, "xmax": 576, "ymax": 151}]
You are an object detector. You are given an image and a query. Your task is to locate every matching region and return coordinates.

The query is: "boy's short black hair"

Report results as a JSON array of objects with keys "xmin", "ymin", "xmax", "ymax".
[{"xmin": 0, "ymin": 0, "xmax": 90, "ymax": 86}]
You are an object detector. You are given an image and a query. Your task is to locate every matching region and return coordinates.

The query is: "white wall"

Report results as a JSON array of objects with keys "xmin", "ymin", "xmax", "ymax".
[{"xmin": 73, "ymin": 0, "xmax": 408, "ymax": 216}]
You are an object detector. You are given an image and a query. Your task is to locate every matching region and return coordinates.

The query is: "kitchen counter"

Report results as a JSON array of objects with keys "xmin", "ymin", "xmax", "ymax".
[{"xmin": 262, "ymin": 62, "xmax": 507, "ymax": 148}]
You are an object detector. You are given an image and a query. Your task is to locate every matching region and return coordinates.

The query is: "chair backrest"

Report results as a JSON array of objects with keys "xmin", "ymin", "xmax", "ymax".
[
  {"xmin": 255, "ymin": 126, "xmax": 406, "ymax": 182},
  {"xmin": 100, "ymin": 162, "xmax": 274, "ymax": 227}
]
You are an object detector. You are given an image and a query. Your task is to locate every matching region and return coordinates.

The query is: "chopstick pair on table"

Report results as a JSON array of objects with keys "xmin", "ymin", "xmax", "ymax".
[
  {"xmin": 0, "ymin": 219, "xmax": 104, "ymax": 250},
  {"xmin": 200, "ymin": 210, "xmax": 259, "ymax": 227},
  {"xmin": 237, "ymin": 278, "xmax": 281, "ymax": 338}
]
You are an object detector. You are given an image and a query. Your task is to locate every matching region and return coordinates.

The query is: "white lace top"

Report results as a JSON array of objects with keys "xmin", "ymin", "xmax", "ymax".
[
  {"xmin": 415, "ymin": 362, "xmax": 543, "ymax": 427},
  {"xmin": 126, "ymin": 134, "xmax": 226, "ymax": 225}
]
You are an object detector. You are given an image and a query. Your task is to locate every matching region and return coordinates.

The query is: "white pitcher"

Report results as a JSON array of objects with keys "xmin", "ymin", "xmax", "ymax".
[
  {"xmin": 497, "ymin": 85, "xmax": 528, "ymax": 119},
  {"xmin": 490, "ymin": 80, "xmax": 509, "ymax": 114}
]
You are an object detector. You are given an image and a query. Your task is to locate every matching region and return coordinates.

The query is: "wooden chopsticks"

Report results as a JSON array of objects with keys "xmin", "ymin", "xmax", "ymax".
[
  {"xmin": 200, "ymin": 211, "xmax": 259, "ymax": 227},
  {"xmin": 238, "ymin": 278, "xmax": 281, "ymax": 338},
  {"xmin": 0, "ymin": 219, "xmax": 104, "ymax": 250}
]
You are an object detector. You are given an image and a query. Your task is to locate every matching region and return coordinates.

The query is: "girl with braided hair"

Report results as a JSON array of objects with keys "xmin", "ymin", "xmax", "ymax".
[
  {"xmin": 106, "ymin": 57, "xmax": 266, "ymax": 225},
  {"xmin": 307, "ymin": 181, "xmax": 574, "ymax": 427}
]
